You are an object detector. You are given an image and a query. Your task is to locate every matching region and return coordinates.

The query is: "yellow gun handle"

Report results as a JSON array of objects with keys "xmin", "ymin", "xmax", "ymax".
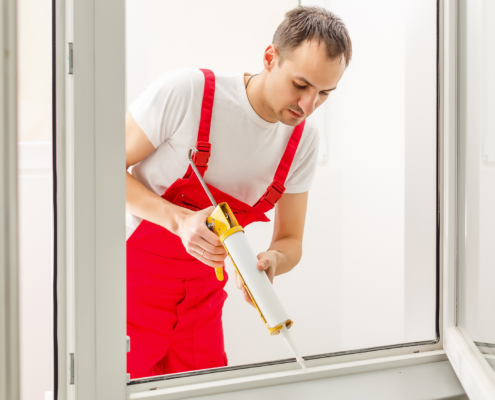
[
  {"xmin": 207, "ymin": 204, "xmax": 240, "ymax": 282},
  {"xmin": 205, "ymin": 221, "xmax": 224, "ymax": 281},
  {"xmin": 215, "ymin": 267, "xmax": 224, "ymax": 281}
]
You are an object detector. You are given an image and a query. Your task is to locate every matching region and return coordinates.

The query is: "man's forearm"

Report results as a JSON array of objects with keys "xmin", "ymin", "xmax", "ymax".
[
  {"xmin": 267, "ymin": 236, "xmax": 303, "ymax": 276},
  {"xmin": 126, "ymin": 171, "xmax": 189, "ymax": 235}
]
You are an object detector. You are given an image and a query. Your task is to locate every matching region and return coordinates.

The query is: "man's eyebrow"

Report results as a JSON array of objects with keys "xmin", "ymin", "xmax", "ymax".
[{"xmin": 294, "ymin": 75, "xmax": 337, "ymax": 91}]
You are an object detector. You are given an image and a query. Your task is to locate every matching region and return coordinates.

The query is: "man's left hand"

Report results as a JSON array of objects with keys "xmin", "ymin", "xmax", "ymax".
[
  {"xmin": 234, "ymin": 250, "xmax": 279, "ymax": 307},
  {"xmin": 256, "ymin": 250, "xmax": 278, "ymax": 284}
]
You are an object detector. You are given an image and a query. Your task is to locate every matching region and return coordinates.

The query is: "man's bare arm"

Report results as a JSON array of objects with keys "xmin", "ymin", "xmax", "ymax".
[
  {"xmin": 234, "ymin": 191, "xmax": 308, "ymax": 305},
  {"xmin": 268, "ymin": 191, "xmax": 308, "ymax": 276},
  {"xmin": 125, "ymin": 111, "xmax": 226, "ymax": 267}
]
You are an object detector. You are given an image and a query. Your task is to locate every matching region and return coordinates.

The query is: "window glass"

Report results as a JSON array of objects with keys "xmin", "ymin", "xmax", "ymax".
[{"xmin": 126, "ymin": 0, "xmax": 437, "ymax": 377}]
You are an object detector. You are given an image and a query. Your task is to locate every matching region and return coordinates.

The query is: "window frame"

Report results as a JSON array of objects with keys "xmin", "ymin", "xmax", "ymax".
[
  {"xmin": 0, "ymin": 0, "xmax": 20, "ymax": 398},
  {"xmin": 54, "ymin": 0, "xmax": 495, "ymax": 399},
  {"xmin": 441, "ymin": 1, "xmax": 495, "ymax": 398}
]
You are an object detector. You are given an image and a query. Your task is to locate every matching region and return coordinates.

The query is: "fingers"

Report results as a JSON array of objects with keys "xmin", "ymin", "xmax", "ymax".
[
  {"xmin": 242, "ymin": 286, "xmax": 254, "ymax": 307},
  {"xmin": 256, "ymin": 254, "xmax": 275, "ymax": 284},
  {"xmin": 234, "ymin": 270, "xmax": 243, "ymax": 290},
  {"xmin": 195, "ymin": 208, "xmax": 223, "ymax": 247},
  {"xmin": 235, "ymin": 271, "xmax": 254, "ymax": 307},
  {"xmin": 192, "ymin": 236, "xmax": 226, "ymax": 256},
  {"xmin": 190, "ymin": 246, "xmax": 225, "ymax": 268},
  {"xmin": 200, "ymin": 224, "xmax": 223, "ymax": 247},
  {"xmin": 178, "ymin": 205, "xmax": 229, "ymax": 268},
  {"xmin": 190, "ymin": 243, "xmax": 225, "ymax": 262}
]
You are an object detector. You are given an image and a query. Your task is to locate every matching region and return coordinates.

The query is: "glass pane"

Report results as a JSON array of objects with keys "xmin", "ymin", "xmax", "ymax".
[
  {"xmin": 17, "ymin": 0, "xmax": 54, "ymax": 398},
  {"xmin": 458, "ymin": 0, "xmax": 495, "ymax": 369},
  {"xmin": 126, "ymin": 0, "xmax": 437, "ymax": 380}
]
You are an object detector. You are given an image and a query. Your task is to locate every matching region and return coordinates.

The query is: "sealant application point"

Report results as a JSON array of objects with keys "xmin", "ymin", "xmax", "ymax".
[{"xmin": 280, "ymin": 326, "xmax": 307, "ymax": 372}]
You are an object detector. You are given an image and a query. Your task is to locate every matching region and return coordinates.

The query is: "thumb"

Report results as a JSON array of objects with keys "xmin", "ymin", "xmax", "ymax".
[
  {"xmin": 199, "ymin": 206, "xmax": 216, "ymax": 221},
  {"xmin": 257, "ymin": 257, "xmax": 270, "ymax": 271},
  {"xmin": 201, "ymin": 206, "xmax": 215, "ymax": 215}
]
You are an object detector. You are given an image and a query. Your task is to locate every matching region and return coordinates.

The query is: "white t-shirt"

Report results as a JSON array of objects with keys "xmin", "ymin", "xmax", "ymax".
[{"xmin": 127, "ymin": 68, "xmax": 319, "ymax": 239}]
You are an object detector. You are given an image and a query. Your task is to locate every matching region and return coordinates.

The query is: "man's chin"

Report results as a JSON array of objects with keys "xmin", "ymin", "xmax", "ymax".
[
  {"xmin": 273, "ymin": 110, "xmax": 300, "ymax": 126},
  {"xmin": 278, "ymin": 114, "xmax": 304, "ymax": 126}
]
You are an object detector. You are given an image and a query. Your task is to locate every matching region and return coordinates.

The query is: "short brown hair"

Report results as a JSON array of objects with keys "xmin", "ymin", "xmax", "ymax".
[{"xmin": 273, "ymin": 6, "xmax": 352, "ymax": 67}]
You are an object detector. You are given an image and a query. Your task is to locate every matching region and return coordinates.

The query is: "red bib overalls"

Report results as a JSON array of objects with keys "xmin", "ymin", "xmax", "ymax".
[{"xmin": 127, "ymin": 69, "xmax": 305, "ymax": 378}]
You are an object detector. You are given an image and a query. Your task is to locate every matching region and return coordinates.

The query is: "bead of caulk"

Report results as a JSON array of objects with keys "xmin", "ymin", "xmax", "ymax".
[
  {"xmin": 280, "ymin": 326, "xmax": 307, "ymax": 372},
  {"xmin": 297, "ymin": 357, "xmax": 307, "ymax": 373}
]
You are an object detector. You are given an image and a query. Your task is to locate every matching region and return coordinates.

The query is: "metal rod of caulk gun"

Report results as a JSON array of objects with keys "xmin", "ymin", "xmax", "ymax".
[{"xmin": 188, "ymin": 147, "xmax": 218, "ymax": 208}]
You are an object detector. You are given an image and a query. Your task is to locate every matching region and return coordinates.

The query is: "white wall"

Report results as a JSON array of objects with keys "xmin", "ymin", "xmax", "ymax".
[
  {"xmin": 126, "ymin": 0, "xmax": 298, "ymax": 108},
  {"xmin": 18, "ymin": 143, "xmax": 53, "ymax": 400},
  {"xmin": 126, "ymin": 0, "xmax": 437, "ymax": 367},
  {"xmin": 17, "ymin": 0, "xmax": 54, "ymax": 397},
  {"xmin": 18, "ymin": 0, "xmax": 52, "ymax": 142}
]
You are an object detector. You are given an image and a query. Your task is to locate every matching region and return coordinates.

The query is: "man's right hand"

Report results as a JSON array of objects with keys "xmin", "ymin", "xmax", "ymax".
[
  {"xmin": 126, "ymin": 111, "xmax": 227, "ymax": 268},
  {"xmin": 176, "ymin": 206, "xmax": 227, "ymax": 268}
]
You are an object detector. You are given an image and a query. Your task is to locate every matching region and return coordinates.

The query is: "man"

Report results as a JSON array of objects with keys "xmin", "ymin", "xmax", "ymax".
[{"xmin": 126, "ymin": 5, "xmax": 352, "ymax": 378}]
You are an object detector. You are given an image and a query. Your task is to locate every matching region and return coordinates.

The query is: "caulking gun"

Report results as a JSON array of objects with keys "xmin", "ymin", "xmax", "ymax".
[{"xmin": 188, "ymin": 147, "xmax": 307, "ymax": 372}]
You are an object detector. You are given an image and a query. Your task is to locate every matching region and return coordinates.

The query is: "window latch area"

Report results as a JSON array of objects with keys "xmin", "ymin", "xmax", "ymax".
[
  {"xmin": 69, "ymin": 353, "xmax": 75, "ymax": 385},
  {"xmin": 68, "ymin": 42, "xmax": 73, "ymax": 74}
]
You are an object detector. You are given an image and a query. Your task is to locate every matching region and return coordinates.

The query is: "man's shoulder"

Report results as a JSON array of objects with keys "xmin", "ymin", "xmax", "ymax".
[
  {"xmin": 153, "ymin": 67, "xmax": 204, "ymax": 92},
  {"xmin": 152, "ymin": 68, "xmax": 240, "ymax": 99}
]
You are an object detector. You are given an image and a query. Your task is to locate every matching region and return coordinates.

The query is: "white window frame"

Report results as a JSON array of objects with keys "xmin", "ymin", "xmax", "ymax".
[
  {"xmin": 56, "ymin": 0, "xmax": 127, "ymax": 399},
  {"xmin": 50, "ymin": 0, "xmax": 495, "ymax": 399},
  {"xmin": 441, "ymin": 1, "xmax": 495, "ymax": 399}
]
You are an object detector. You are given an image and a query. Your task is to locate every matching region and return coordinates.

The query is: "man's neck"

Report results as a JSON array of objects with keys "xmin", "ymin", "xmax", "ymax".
[{"xmin": 243, "ymin": 71, "xmax": 279, "ymax": 123}]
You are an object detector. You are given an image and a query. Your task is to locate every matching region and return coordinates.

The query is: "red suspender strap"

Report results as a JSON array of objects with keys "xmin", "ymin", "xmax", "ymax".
[
  {"xmin": 184, "ymin": 69, "xmax": 215, "ymax": 179},
  {"xmin": 253, "ymin": 120, "xmax": 306, "ymax": 212},
  {"xmin": 197, "ymin": 69, "xmax": 215, "ymax": 143}
]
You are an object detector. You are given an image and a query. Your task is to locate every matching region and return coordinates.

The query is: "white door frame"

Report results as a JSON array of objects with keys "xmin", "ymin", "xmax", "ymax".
[{"xmin": 0, "ymin": 0, "xmax": 20, "ymax": 399}]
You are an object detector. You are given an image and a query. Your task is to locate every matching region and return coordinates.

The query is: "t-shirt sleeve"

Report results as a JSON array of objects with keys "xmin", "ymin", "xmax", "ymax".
[
  {"xmin": 284, "ymin": 120, "xmax": 320, "ymax": 194},
  {"xmin": 128, "ymin": 68, "xmax": 201, "ymax": 148}
]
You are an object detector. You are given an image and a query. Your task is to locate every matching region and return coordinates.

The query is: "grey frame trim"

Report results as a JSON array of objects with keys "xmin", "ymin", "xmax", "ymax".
[
  {"xmin": 0, "ymin": 0, "xmax": 20, "ymax": 398},
  {"xmin": 54, "ymin": 0, "xmax": 67, "ymax": 397}
]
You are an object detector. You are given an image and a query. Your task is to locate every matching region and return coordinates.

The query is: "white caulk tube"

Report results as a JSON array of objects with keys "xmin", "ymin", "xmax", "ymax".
[
  {"xmin": 188, "ymin": 148, "xmax": 307, "ymax": 371},
  {"xmin": 223, "ymin": 231, "xmax": 290, "ymax": 330},
  {"xmin": 223, "ymin": 231, "xmax": 307, "ymax": 371}
]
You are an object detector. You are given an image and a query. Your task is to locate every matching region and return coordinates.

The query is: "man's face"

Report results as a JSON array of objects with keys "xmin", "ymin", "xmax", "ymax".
[{"xmin": 265, "ymin": 40, "xmax": 346, "ymax": 126}]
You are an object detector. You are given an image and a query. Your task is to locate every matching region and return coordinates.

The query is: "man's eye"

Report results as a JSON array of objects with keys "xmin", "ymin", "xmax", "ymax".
[
  {"xmin": 294, "ymin": 82, "xmax": 307, "ymax": 89},
  {"xmin": 320, "ymin": 92, "xmax": 330, "ymax": 96}
]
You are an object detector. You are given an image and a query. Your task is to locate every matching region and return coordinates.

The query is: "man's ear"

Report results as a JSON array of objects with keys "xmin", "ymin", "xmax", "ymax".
[{"xmin": 263, "ymin": 44, "xmax": 278, "ymax": 72}]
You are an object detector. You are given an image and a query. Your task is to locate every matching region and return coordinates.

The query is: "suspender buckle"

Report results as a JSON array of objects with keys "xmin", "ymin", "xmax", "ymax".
[
  {"xmin": 192, "ymin": 141, "xmax": 211, "ymax": 168},
  {"xmin": 259, "ymin": 180, "xmax": 286, "ymax": 207}
]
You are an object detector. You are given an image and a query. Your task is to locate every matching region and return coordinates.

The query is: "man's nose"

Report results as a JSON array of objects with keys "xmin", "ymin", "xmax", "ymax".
[{"xmin": 298, "ymin": 92, "xmax": 318, "ymax": 116}]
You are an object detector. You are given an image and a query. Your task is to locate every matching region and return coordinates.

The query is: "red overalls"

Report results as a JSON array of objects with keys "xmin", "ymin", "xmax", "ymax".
[{"xmin": 127, "ymin": 69, "xmax": 305, "ymax": 378}]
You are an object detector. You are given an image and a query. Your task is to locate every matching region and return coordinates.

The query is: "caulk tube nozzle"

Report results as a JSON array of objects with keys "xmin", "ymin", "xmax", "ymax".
[{"xmin": 281, "ymin": 326, "xmax": 307, "ymax": 372}]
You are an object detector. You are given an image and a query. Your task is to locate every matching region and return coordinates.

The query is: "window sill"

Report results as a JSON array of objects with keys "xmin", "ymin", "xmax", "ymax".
[{"xmin": 130, "ymin": 350, "xmax": 447, "ymax": 399}]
